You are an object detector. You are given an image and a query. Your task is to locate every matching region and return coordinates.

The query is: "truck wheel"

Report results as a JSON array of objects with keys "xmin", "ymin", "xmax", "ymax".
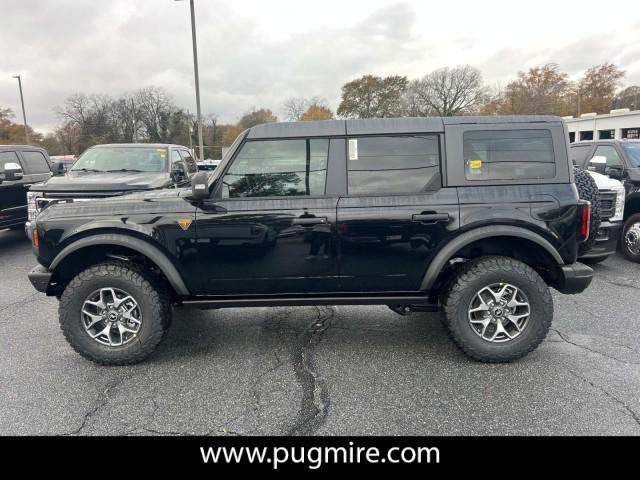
[
  {"xmin": 58, "ymin": 262, "xmax": 172, "ymax": 365},
  {"xmin": 622, "ymin": 213, "xmax": 640, "ymax": 263},
  {"xmin": 443, "ymin": 256, "xmax": 553, "ymax": 363},
  {"xmin": 573, "ymin": 166, "xmax": 601, "ymax": 257}
]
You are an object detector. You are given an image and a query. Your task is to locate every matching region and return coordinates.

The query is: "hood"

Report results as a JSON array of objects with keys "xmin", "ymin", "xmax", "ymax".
[
  {"xmin": 30, "ymin": 171, "xmax": 171, "ymax": 193},
  {"xmin": 586, "ymin": 171, "xmax": 623, "ymax": 190}
]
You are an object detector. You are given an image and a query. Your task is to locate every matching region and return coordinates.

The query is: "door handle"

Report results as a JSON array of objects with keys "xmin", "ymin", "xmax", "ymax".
[
  {"xmin": 292, "ymin": 217, "xmax": 328, "ymax": 225},
  {"xmin": 412, "ymin": 213, "xmax": 449, "ymax": 223}
]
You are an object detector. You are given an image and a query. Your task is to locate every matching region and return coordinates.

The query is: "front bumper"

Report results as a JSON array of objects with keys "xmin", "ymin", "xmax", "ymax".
[
  {"xmin": 28, "ymin": 265, "xmax": 52, "ymax": 293},
  {"xmin": 579, "ymin": 220, "xmax": 623, "ymax": 260},
  {"xmin": 555, "ymin": 262, "xmax": 593, "ymax": 294}
]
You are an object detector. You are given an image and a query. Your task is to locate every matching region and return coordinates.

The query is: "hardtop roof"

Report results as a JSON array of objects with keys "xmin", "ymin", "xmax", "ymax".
[{"xmin": 246, "ymin": 115, "xmax": 563, "ymax": 139}]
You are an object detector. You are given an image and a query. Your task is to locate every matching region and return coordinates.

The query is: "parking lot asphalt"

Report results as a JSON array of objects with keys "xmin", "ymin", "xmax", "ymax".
[{"xmin": 1, "ymin": 227, "xmax": 639, "ymax": 436}]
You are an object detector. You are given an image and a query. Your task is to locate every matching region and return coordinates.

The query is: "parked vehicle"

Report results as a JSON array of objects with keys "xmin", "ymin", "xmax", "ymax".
[
  {"xmin": 49, "ymin": 155, "xmax": 78, "ymax": 174},
  {"xmin": 28, "ymin": 116, "xmax": 593, "ymax": 365},
  {"xmin": 571, "ymin": 140, "xmax": 640, "ymax": 261},
  {"xmin": 197, "ymin": 159, "xmax": 221, "ymax": 171},
  {"xmin": 25, "ymin": 143, "xmax": 197, "ymax": 236},
  {"xmin": 571, "ymin": 166, "xmax": 624, "ymax": 264},
  {"xmin": 0, "ymin": 145, "xmax": 53, "ymax": 231}
]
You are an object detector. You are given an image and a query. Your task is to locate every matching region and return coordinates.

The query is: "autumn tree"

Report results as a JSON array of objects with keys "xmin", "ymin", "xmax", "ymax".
[
  {"xmin": 578, "ymin": 63, "xmax": 625, "ymax": 114},
  {"xmin": 220, "ymin": 124, "xmax": 244, "ymax": 147},
  {"xmin": 238, "ymin": 108, "xmax": 278, "ymax": 129},
  {"xmin": 614, "ymin": 85, "xmax": 640, "ymax": 110},
  {"xmin": 403, "ymin": 66, "xmax": 487, "ymax": 117},
  {"xmin": 337, "ymin": 75, "xmax": 408, "ymax": 118},
  {"xmin": 283, "ymin": 96, "xmax": 332, "ymax": 121},
  {"xmin": 496, "ymin": 64, "xmax": 573, "ymax": 116},
  {"xmin": 0, "ymin": 107, "xmax": 42, "ymax": 145}
]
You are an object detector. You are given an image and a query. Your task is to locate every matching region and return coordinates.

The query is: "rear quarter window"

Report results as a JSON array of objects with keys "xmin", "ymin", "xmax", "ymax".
[{"xmin": 463, "ymin": 129, "xmax": 555, "ymax": 181}]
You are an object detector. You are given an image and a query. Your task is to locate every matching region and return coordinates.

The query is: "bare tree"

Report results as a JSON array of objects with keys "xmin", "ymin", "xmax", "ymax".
[
  {"xmin": 407, "ymin": 66, "xmax": 487, "ymax": 116},
  {"xmin": 282, "ymin": 97, "xmax": 308, "ymax": 121}
]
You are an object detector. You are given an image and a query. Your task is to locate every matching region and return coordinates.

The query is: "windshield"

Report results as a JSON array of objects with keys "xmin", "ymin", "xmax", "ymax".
[
  {"xmin": 622, "ymin": 143, "xmax": 640, "ymax": 167},
  {"xmin": 71, "ymin": 146, "xmax": 168, "ymax": 173}
]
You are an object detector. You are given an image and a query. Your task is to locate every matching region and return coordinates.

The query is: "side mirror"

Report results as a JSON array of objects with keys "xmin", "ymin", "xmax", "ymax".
[
  {"xmin": 190, "ymin": 171, "xmax": 210, "ymax": 200},
  {"xmin": 50, "ymin": 161, "xmax": 66, "ymax": 176},
  {"xmin": 2, "ymin": 162, "xmax": 23, "ymax": 181},
  {"xmin": 588, "ymin": 156, "xmax": 607, "ymax": 175},
  {"xmin": 606, "ymin": 166, "xmax": 624, "ymax": 180},
  {"xmin": 171, "ymin": 163, "xmax": 186, "ymax": 183}
]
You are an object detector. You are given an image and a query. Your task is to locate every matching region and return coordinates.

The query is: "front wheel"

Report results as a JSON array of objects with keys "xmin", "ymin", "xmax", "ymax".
[
  {"xmin": 58, "ymin": 262, "xmax": 172, "ymax": 365},
  {"xmin": 621, "ymin": 213, "xmax": 640, "ymax": 263},
  {"xmin": 442, "ymin": 256, "xmax": 553, "ymax": 363}
]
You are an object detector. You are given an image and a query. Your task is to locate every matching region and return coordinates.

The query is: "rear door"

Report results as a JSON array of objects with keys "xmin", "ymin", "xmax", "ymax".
[
  {"xmin": 336, "ymin": 134, "xmax": 459, "ymax": 292},
  {"xmin": 0, "ymin": 151, "xmax": 30, "ymax": 227}
]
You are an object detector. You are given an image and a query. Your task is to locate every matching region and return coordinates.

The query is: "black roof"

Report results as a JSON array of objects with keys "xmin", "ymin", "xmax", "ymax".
[{"xmin": 246, "ymin": 115, "xmax": 563, "ymax": 139}]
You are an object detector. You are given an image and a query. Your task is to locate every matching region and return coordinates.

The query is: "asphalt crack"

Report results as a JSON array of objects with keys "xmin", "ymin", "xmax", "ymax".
[
  {"xmin": 287, "ymin": 305, "xmax": 334, "ymax": 436},
  {"xmin": 565, "ymin": 368, "xmax": 640, "ymax": 429},
  {"xmin": 551, "ymin": 328, "xmax": 640, "ymax": 365}
]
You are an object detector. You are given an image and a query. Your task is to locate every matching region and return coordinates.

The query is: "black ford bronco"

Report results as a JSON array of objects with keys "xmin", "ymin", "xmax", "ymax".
[{"xmin": 28, "ymin": 116, "xmax": 593, "ymax": 365}]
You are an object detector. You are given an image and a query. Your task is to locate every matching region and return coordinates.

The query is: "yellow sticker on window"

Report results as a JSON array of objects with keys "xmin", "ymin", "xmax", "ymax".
[{"xmin": 469, "ymin": 159, "xmax": 482, "ymax": 169}]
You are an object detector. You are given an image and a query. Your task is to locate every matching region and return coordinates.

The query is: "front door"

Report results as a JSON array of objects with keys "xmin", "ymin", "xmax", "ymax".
[
  {"xmin": 336, "ymin": 134, "xmax": 459, "ymax": 292},
  {"xmin": 0, "ymin": 151, "xmax": 28, "ymax": 228},
  {"xmin": 194, "ymin": 137, "xmax": 341, "ymax": 295}
]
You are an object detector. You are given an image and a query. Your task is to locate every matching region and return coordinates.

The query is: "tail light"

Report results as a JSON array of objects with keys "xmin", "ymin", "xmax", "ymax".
[
  {"xmin": 578, "ymin": 200, "xmax": 591, "ymax": 242},
  {"xmin": 32, "ymin": 229, "xmax": 40, "ymax": 248}
]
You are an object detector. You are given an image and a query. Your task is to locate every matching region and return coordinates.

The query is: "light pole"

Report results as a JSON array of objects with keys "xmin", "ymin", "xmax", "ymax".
[
  {"xmin": 175, "ymin": 0, "xmax": 204, "ymax": 160},
  {"xmin": 12, "ymin": 75, "xmax": 29, "ymax": 144}
]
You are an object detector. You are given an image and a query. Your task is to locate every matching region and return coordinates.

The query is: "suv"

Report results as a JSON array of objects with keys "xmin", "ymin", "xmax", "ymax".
[
  {"xmin": 0, "ymin": 145, "xmax": 53, "ymax": 231},
  {"xmin": 25, "ymin": 143, "xmax": 197, "ymax": 235},
  {"xmin": 571, "ymin": 140, "xmax": 640, "ymax": 261},
  {"xmin": 27, "ymin": 116, "xmax": 593, "ymax": 365}
]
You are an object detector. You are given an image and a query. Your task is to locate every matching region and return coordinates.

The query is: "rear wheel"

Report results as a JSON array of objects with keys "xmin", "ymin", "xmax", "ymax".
[
  {"xmin": 58, "ymin": 262, "xmax": 172, "ymax": 365},
  {"xmin": 622, "ymin": 213, "xmax": 640, "ymax": 263},
  {"xmin": 442, "ymin": 256, "xmax": 553, "ymax": 362}
]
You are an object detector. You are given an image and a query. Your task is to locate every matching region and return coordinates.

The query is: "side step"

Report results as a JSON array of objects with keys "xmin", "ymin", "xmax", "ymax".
[{"xmin": 181, "ymin": 295, "xmax": 440, "ymax": 310}]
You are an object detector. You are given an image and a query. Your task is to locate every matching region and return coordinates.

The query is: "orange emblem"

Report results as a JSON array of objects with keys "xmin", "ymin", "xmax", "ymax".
[{"xmin": 177, "ymin": 218, "xmax": 192, "ymax": 231}]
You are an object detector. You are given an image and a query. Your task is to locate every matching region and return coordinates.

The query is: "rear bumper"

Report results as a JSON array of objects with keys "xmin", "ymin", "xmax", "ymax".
[
  {"xmin": 28, "ymin": 265, "xmax": 52, "ymax": 293},
  {"xmin": 579, "ymin": 220, "xmax": 623, "ymax": 260},
  {"xmin": 555, "ymin": 262, "xmax": 593, "ymax": 294}
]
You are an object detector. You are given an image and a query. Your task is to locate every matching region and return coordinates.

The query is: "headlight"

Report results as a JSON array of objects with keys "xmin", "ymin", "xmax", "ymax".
[
  {"xmin": 610, "ymin": 185, "xmax": 625, "ymax": 222},
  {"xmin": 27, "ymin": 192, "xmax": 41, "ymax": 221}
]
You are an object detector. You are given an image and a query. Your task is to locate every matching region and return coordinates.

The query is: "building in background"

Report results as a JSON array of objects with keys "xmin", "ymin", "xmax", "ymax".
[{"xmin": 564, "ymin": 109, "xmax": 640, "ymax": 142}]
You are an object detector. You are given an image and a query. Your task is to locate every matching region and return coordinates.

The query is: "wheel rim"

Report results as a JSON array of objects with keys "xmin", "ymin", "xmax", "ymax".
[
  {"xmin": 81, "ymin": 287, "xmax": 142, "ymax": 347},
  {"xmin": 468, "ymin": 283, "xmax": 530, "ymax": 343},
  {"xmin": 625, "ymin": 222, "xmax": 640, "ymax": 256}
]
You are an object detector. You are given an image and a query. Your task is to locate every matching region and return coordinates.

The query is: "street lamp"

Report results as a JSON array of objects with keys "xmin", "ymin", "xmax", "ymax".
[
  {"xmin": 12, "ymin": 75, "xmax": 29, "ymax": 144},
  {"xmin": 175, "ymin": 0, "xmax": 204, "ymax": 160}
]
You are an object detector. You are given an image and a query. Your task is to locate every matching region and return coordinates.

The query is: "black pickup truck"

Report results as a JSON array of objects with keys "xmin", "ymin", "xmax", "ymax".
[
  {"xmin": 25, "ymin": 143, "xmax": 197, "ymax": 236},
  {"xmin": 0, "ymin": 145, "xmax": 53, "ymax": 231},
  {"xmin": 27, "ymin": 116, "xmax": 593, "ymax": 365}
]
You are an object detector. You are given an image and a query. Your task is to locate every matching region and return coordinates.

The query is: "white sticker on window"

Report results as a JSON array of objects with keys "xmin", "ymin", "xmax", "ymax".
[{"xmin": 348, "ymin": 139, "xmax": 358, "ymax": 161}]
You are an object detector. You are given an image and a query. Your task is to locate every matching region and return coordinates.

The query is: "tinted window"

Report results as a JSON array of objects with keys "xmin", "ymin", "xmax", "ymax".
[
  {"xmin": 464, "ymin": 129, "xmax": 555, "ymax": 181},
  {"xmin": 222, "ymin": 139, "xmax": 328, "ymax": 198},
  {"xmin": 0, "ymin": 151, "xmax": 21, "ymax": 172},
  {"xmin": 622, "ymin": 143, "xmax": 640, "ymax": 167},
  {"xmin": 180, "ymin": 150, "xmax": 198, "ymax": 174},
  {"xmin": 592, "ymin": 145, "xmax": 623, "ymax": 168},
  {"xmin": 21, "ymin": 151, "xmax": 49, "ymax": 174},
  {"xmin": 347, "ymin": 135, "xmax": 440, "ymax": 194},
  {"xmin": 570, "ymin": 145, "xmax": 592, "ymax": 167}
]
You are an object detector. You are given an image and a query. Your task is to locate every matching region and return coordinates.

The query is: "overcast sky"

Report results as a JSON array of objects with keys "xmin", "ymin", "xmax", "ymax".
[{"xmin": 1, "ymin": 0, "xmax": 639, "ymax": 132}]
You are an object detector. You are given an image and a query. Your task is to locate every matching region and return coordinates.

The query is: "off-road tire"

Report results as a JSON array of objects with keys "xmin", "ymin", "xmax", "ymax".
[
  {"xmin": 443, "ymin": 256, "xmax": 553, "ymax": 363},
  {"xmin": 621, "ymin": 213, "xmax": 640, "ymax": 263},
  {"xmin": 573, "ymin": 166, "xmax": 601, "ymax": 257},
  {"xmin": 59, "ymin": 262, "xmax": 172, "ymax": 365}
]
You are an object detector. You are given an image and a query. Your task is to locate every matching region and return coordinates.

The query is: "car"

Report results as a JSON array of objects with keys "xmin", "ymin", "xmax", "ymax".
[
  {"xmin": 25, "ymin": 143, "xmax": 198, "ymax": 236},
  {"xmin": 196, "ymin": 159, "xmax": 221, "ymax": 171},
  {"xmin": 571, "ymin": 139, "xmax": 640, "ymax": 261},
  {"xmin": 49, "ymin": 155, "xmax": 78, "ymax": 173},
  {"xmin": 27, "ymin": 116, "xmax": 593, "ymax": 365},
  {"xmin": 0, "ymin": 145, "xmax": 54, "ymax": 231}
]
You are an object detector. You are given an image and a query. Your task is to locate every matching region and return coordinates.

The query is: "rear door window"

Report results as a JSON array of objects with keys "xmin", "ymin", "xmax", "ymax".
[
  {"xmin": 463, "ymin": 129, "xmax": 555, "ymax": 181},
  {"xmin": 570, "ymin": 145, "xmax": 592, "ymax": 167},
  {"xmin": 346, "ymin": 135, "xmax": 441, "ymax": 194}
]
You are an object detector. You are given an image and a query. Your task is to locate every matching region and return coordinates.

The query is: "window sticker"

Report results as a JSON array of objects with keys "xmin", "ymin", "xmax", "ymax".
[{"xmin": 348, "ymin": 139, "xmax": 358, "ymax": 161}]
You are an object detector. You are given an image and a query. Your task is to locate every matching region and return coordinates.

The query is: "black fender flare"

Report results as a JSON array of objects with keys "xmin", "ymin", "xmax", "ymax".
[
  {"xmin": 49, "ymin": 233, "xmax": 190, "ymax": 296},
  {"xmin": 420, "ymin": 225, "xmax": 565, "ymax": 291}
]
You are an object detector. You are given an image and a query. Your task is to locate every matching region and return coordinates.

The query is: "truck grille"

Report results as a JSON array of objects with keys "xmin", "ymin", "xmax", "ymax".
[{"xmin": 599, "ymin": 191, "xmax": 617, "ymax": 220}]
